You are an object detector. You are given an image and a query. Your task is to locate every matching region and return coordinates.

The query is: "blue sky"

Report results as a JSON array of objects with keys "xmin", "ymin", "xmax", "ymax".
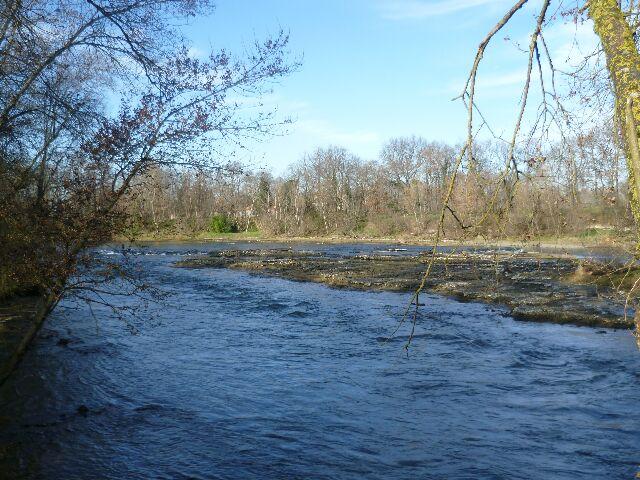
[{"xmin": 183, "ymin": 0, "xmax": 599, "ymax": 173}]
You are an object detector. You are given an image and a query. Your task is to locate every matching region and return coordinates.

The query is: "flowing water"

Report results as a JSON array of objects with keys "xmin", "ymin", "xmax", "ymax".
[{"xmin": 1, "ymin": 242, "xmax": 639, "ymax": 479}]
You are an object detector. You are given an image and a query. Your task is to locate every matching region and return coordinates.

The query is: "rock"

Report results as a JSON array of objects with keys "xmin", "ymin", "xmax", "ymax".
[
  {"xmin": 76, "ymin": 405, "xmax": 89, "ymax": 416},
  {"xmin": 175, "ymin": 248, "xmax": 634, "ymax": 329}
]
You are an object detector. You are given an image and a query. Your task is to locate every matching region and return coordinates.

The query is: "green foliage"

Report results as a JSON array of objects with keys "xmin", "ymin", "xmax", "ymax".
[
  {"xmin": 351, "ymin": 216, "xmax": 368, "ymax": 233},
  {"xmin": 121, "ymin": 220, "xmax": 143, "ymax": 239},
  {"xmin": 255, "ymin": 176, "xmax": 271, "ymax": 214},
  {"xmin": 245, "ymin": 221, "xmax": 259, "ymax": 233},
  {"xmin": 579, "ymin": 227, "xmax": 601, "ymax": 239},
  {"xmin": 362, "ymin": 214, "xmax": 409, "ymax": 237},
  {"xmin": 209, "ymin": 214, "xmax": 237, "ymax": 233}
]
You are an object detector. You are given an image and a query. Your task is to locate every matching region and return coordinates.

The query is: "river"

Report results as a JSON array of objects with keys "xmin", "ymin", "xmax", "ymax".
[{"xmin": 1, "ymin": 242, "xmax": 639, "ymax": 479}]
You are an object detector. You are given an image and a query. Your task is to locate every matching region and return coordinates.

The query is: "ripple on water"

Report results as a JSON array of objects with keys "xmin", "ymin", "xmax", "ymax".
[{"xmin": 1, "ymin": 243, "xmax": 639, "ymax": 480}]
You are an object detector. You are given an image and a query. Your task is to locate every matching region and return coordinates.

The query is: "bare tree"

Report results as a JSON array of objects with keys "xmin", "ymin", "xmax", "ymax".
[
  {"xmin": 0, "ymin": 0, "xmax": 296, "ymax": 311},
  {"xmin": 432, "ymin": 0, "xmax": 640, "ymax": 346}
]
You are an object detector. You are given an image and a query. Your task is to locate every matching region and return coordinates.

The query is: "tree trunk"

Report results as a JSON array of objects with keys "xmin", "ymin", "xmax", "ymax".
[
  {"xmin": 589, "ymin": 0, "xmax": 640, "ymax": 344},
  {"xmin": 590, "ymin": 0, "xmax": 640, "ymax": 234}
]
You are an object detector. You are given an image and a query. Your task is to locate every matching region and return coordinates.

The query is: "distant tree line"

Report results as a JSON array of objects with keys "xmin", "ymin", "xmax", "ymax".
[{"xmin": 127, "ymin": 128, "xmax": 631, "ymax": 239}]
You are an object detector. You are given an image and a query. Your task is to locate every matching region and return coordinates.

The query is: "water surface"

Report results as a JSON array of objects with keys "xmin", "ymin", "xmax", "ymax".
[{"xmin": 1, "ymin": 242, "xmax": 639, "ymax": 479}]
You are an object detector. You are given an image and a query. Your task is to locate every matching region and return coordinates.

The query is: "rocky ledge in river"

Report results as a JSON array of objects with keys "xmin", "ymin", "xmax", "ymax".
[{"xmin": 176, "ymin": 248, "xmax": 637, "ymax": 329}]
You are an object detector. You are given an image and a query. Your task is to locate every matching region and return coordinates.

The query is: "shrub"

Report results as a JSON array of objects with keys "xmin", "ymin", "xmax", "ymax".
[
  {"xmin": 209, "ymin": 214, "xmax": 237, "ymax": 233},
  {"xmin": 579, "ymin": 227, "xmax": 600, "ymax": 239}
]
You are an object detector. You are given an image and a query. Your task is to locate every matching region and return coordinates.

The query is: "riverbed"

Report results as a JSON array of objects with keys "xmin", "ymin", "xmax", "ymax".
[{"xmin": 1, "ymin": 242, "xmax": 639, "ymax": 479}]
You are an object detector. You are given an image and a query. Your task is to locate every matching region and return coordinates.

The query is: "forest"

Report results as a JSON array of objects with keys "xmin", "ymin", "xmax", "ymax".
[{"xmin": 129, "ymin": 130, "xmax": 631, "ymax": 240}]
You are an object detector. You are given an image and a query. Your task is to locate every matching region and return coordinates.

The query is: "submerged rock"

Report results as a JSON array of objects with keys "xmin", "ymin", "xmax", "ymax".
[
  {"xmin": 176, "ymin": 248, "xmax": 635, "ymax": 329},
  {"xmin": 76, "ymin": 405, "xmax": 89, "ymax": 416}
]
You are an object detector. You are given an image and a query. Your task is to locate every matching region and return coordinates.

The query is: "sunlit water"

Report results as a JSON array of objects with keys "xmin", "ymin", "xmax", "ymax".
[{"xmin": 1, "ymin": 242, "xmax": 639, "ymax": 479}]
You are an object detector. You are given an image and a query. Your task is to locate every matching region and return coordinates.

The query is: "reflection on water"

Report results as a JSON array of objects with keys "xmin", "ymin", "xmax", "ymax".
[{"xmin": 1, "ymin": 243, "xmax": 639, "ymax": 479}]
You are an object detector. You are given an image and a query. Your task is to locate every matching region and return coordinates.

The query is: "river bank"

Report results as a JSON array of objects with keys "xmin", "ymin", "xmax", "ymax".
[
  {"xmin": 0, "ymin": 295, "xmax": 51, "ymax": 385},
  {"xmin": 177, "ymin": 247, "xmax": 637, "ymax": 329},
  {"xmin": 118, "ymin": 230, "xmax": 635, "ymax": 253}
]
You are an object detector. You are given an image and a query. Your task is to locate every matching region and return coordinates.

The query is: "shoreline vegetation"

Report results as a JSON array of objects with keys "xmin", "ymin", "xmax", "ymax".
[{"xmin": 118, "ymin": 229, "xmax": 636, "ymax": 253}]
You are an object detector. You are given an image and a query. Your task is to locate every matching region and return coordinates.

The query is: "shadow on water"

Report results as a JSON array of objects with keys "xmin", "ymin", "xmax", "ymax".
[{"xmin": 1, "ymin": 242, "xmax": 639, "ymax": 479}]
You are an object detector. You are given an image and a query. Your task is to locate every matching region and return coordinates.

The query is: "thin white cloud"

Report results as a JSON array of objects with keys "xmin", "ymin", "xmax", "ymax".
[
  {"xmin": 443, "ymin": 19, "xmax": 599, "ymax": 98},
  {"xmin": 443, "ymin": 69, "xmax": 526, "ymax": 97},
  {"xmin": 542, "ymin": 20, "xmax": 599, "ymax": 67},
  {"xmin": 187, "ymin": 46, "xmax": 206, "ymax": 59},
  {"xmin": 225, "ymin": 93, "xmax": 310, "ymax": 112},
  {"xmin": 379, "ymin": 0, "xmax": 503, "ymax": 19},
  {"xmin": 508, "ymin": 16, "xmax": 599, "ymax": 68},
  {"xmin": 477, "ymin": 69, "xmax": 527, "ymax": 89},
  {"xmin": 296, "ymin": 119, "xmax": 380, "ymax": 148}
]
